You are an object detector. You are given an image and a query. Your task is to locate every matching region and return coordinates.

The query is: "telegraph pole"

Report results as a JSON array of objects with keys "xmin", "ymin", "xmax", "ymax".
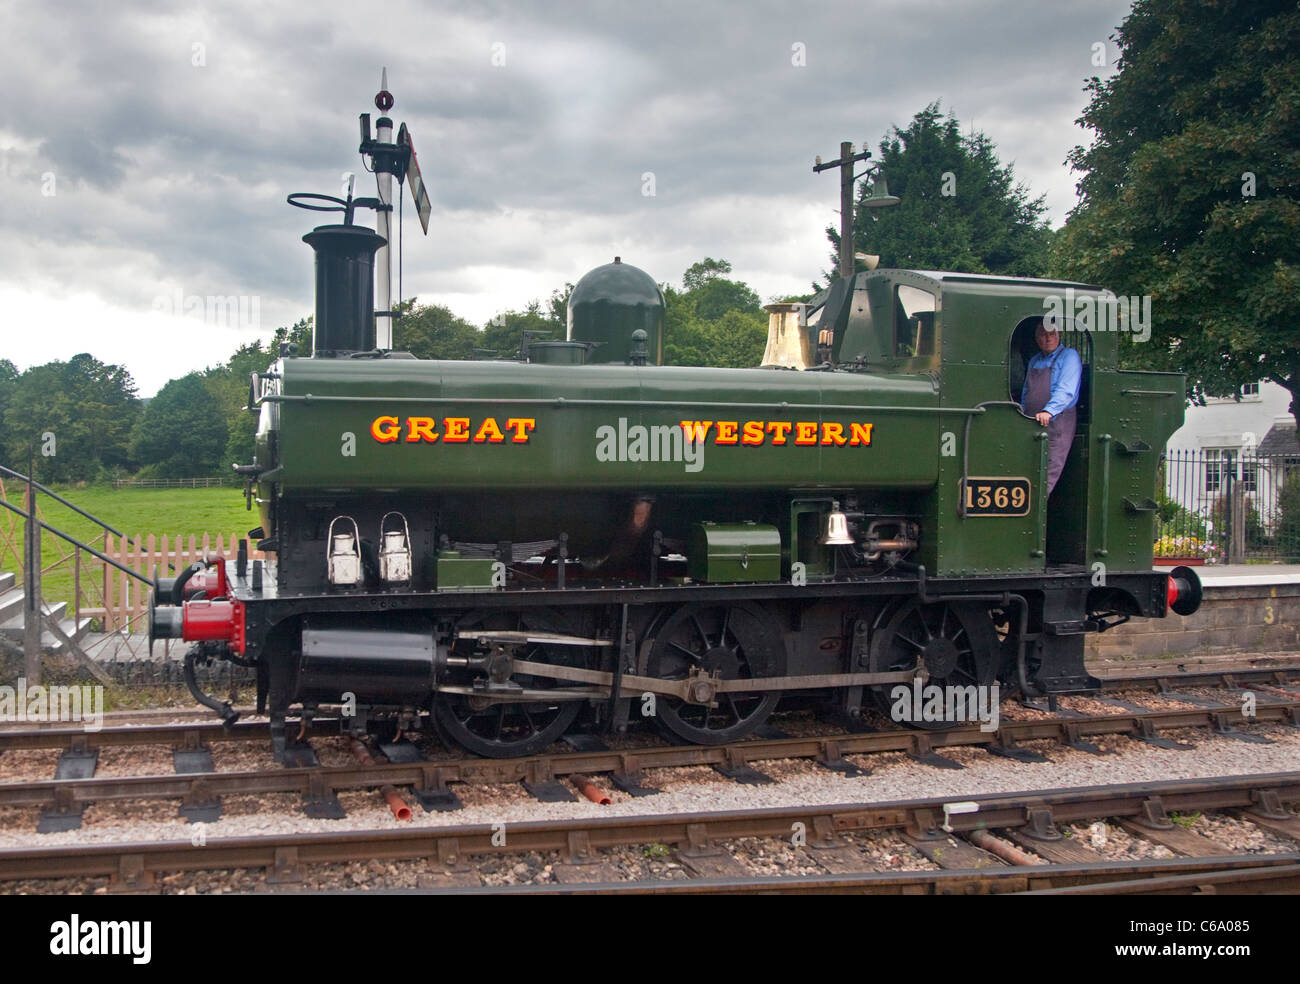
[{"xmin": 814, "ymin": 141, "xmax": 874, "ymax": 280}]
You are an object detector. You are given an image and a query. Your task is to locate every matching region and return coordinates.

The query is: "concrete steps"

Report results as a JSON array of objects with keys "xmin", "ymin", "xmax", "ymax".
[
  {"xmin": 0, "ymin": 571, "xmax": 93, "ymax": 654},
  {"xmin": 0, "ymin": 585, "xmax": 25, "ymax": 625}
]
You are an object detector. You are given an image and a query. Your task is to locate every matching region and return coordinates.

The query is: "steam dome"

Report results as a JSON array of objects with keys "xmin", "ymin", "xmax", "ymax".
[{"xmin": 567, "ymin": 257, "xmax": 665, "ymax": 365}]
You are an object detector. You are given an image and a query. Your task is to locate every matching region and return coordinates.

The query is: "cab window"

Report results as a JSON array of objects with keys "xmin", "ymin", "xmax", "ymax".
[{"xmin": 895, "ymin": 285, "xmax": 936, "ymax": 358}]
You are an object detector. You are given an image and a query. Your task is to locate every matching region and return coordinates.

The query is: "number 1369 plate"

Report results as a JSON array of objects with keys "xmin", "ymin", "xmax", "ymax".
[{"xmin": 961, "ymin": 477, "xmax": 1031, "ymax": 516}]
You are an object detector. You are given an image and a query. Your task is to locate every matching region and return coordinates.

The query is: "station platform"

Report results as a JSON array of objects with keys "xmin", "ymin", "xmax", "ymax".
[{"xmin": 1166, "ymin": 563, "xmax": 1300, "ymax": 587}]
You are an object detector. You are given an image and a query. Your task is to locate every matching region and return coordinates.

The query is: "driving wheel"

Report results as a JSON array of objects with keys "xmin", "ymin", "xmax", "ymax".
[
  {"xmin": 869, "ymin": 599, "xmax": 999, "ymax": 730},
  {"xmin": 433, "ymin": 609, "xmax": 589, "ymax": 757},
  {"xmin": 645, "ymin": 602, "xmax": 784, "ymax": 744}
]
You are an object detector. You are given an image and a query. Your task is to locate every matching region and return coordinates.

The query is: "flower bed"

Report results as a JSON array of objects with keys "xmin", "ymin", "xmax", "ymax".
[{"xmin": 1153, "ymin": 535, "xmax": 1220, "ymax": 564}]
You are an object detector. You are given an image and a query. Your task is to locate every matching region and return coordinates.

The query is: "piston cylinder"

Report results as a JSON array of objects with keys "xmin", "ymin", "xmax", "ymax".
[{"xmin": 297, "ymin": 615, "xmax": 436, "ymax": 703}]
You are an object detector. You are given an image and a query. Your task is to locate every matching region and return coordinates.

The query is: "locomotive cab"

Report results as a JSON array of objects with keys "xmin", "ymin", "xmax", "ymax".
[{"xmin": 1009, "ymin": 315, "xmax": 1094, "ymax": 565}]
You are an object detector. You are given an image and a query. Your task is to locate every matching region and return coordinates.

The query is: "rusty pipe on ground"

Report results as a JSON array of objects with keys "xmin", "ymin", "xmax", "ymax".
[
  {"xmin": 967, "ymin": 829, "xmax": 1044, "ymax": 866},
  {"xmin": 570, "ymin": 773, "xmax": 611, "ymax": 805},
  {"xmin": 382, "ymin": 785, "xmax": 412, "ymax": 821},
  {"xmin": 350, "ymin": 739, "xmax": 411, "ymax": 820},
  {"xmin": 350, "ymin": 739, "xmax": 377, "ymax": 766}
]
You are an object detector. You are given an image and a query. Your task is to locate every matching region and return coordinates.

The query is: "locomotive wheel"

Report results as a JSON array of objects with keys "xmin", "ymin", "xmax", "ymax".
[
  {"xmin": 433, "ymin": 610, "xmax": 589, "ymax": 758},
  {"xmin": 868, "ymin": 600, "xmax": 999, "ymax": 730},
  {"xmin": 645, "ymin": 602, "xmax": 785, "ymax": 745}
]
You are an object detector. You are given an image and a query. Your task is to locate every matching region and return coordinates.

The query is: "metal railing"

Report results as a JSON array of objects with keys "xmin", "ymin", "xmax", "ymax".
[
  {"xmin": 113, "ymin": 476, "xmax": 232, "ymax": 489},
  {"xmin": 1159, "ymin": 448, "xmax": 1300, "ymax": 563},
  {"xmin": 0, "ymin": 464, "xmax": 150, "ymax": 683}
]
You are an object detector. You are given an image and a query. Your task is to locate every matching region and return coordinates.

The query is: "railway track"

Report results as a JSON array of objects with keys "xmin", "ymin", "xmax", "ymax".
[
  {"xmin": 0, "ymin": 664, "xmax": 1294, "ymax": 757},
  {"xmin": 393, "ymin": 858, "xmax": 1300, "ymax": 895},
  {"xmin": 1, "ymin": 772, "xmax": 1297, "ymax": 893},
  {"xmin": 1, "ymin": 671, "xmax": 1298, "ymax": 832},
  {"xmin": 1, "ymin": 659, "xmax": 1295, "ymax": 740}
]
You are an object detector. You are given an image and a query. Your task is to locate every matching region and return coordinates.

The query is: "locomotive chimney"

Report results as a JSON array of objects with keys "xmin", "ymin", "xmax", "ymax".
[{"xmin": 302, "ymin": 224, "xmax": 387, "ymax": 357}]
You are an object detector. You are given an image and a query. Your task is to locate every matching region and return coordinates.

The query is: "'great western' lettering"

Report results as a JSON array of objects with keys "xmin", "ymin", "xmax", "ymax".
[
  {"xmin": 370, "ymin": 416, "xmax": 536, "ymax": 444},
  {"xmin": 678, "ymin": 419, "xmax": 873, "ymax": 446},
  {"xmin": 594, "ymin": 418, "xmax": 876, "ymax": 474}
]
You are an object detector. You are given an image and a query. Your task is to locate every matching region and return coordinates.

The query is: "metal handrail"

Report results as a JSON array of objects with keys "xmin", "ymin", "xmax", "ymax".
[
  {"xmin": 0, "ymin": 464, "xmax": 141, "ymax": 550},
  {"xmin": 0, "ymin": 497, "xmax": 152, "ymax": 584}
]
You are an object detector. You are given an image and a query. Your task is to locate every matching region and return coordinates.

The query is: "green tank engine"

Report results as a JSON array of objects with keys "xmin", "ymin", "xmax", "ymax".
[{"xmin": 149, "ymin": 90, "xmax": 1203, "ymax": 761}]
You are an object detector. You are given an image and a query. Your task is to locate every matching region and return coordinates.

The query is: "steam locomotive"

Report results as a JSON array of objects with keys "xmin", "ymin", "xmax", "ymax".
[{"xmin": 150, "ymin": 85, "xmax": 1202, "ymax": 760}]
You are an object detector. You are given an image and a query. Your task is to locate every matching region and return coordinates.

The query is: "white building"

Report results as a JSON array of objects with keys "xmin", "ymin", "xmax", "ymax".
[
  {"xmin": 1166, "ymin": 380, "xmax": 1291, "ymax": 455},
  {"xmin": 1163, "ymin": 380, "xmax": 1298, "ymax": 532}
]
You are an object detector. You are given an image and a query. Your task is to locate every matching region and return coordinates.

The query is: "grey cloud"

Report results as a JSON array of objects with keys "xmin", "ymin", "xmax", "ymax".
[{"xmin": 1, "ymin": 0, "xmax": 1134, "ymax": 388}]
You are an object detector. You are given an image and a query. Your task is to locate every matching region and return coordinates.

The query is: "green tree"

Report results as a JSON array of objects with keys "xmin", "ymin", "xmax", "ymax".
[
  {"xmin": 682, "ymin": 258, "xmax": 733, "ymax": 291},
  {"xmin": 271, "ymin": 317, "xmax": 313, "ymax": 356},
  {"xmin": 481, "ymin": 301, "xmax": 557, "ymax": 360},
  {"xmin": 690, "ymin": 278, "xmax": 763, "ymax": 321},
  {"xmin": 1053, "ymin": 0, "xmax": 1300, "ymax": 418},
  {"xmin": 829, "ymin": 104, "xmax": 1051, "ymax": 278},
  {"xmin": 547, "ymin": 283, "xmax": 574, "ymax": 332},
  {"xmin": 130, "ymin": 374, "xmax": 228, "ymax": 477},
  {"xmin": 61, "ymin": 354, "xmax": 139, "ymax": 472},
  {"xmin": 0, "ymin": 360, "xmax": 18, "ymax": 456},
  {"xmin": 395, "ymin": 300, "xmax": 483, "ymax": 359},
  {"xmin": 2, "ymin": 364, "xmax": 71, "ymax": 476},
  {"xmin": 662, "ymin": 284, "xmax": 709, "ymax": 367},
  {"xmin": 678, "ymin": 258, "xmax": 763, "ymax": 320},
  {"xmin": 702, "ymin": 310, "xmax": 767, "ymax": 368},
  {"xmin": 1275, "ymin": 474, "xmax": 1300, "ymax": 562},
  {"xmin": 662, "ymin": 260, "xmax": 770, "ymax": 368},
  {"xmin": 203, "ymin": 341, "xmax": 272, "ymax": 470},
  {"xmin": 1, "ymin": 356, "xmax": 139, "ymax": 482},
  {"xmin": 663, "ymin": 283, "xmax": 766, "ymax": 369}
]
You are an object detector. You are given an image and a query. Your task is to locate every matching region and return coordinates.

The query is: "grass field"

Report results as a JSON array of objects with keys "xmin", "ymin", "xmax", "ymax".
[{"xmin": 0, "ymin": 486, "xmax": 254, "ymax": 614}]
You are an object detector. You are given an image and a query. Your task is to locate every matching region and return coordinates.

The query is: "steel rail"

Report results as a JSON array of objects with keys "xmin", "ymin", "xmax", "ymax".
[
  {"xmin": 362, "ymin": 858, "xmax": 1300, "ymax": 895},
  {"xmin": 0, "ymin": 658, "xmax": 1289, "ymax": 734},
  {"xmin": 0, "ymin": 700, "xmax": 1297, "ymax": 814},
  {"xmin": 0, "ymin": 772, "xmax": 1297, "ymax": 887},
  {"xmin": 0, "ymin": 663, "xmax": 1293, "ymax": 749}
]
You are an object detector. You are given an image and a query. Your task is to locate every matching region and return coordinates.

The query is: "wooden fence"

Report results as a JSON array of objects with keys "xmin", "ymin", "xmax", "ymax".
[{"xmin": 97, "ymin": 533, "xmax": 266, "ymax": 630}]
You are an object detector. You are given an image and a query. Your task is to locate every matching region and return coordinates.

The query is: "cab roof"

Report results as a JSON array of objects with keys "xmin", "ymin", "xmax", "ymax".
[{"xmin": 883, "ymin": 269, "xmax": 1102, "ymax": 293}]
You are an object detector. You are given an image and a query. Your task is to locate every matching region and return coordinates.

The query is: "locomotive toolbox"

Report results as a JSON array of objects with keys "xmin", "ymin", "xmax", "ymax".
[
  {"xmin": 149, "ymin": 79, "xmax": 1203, "ymax": 760},
  {"xmin": 687, "ymin": 522, "xmax": 782, "ymax": 583},
  {"xmin": 434, "ymin": 550, "xmax": 498, "ymax": 592}
]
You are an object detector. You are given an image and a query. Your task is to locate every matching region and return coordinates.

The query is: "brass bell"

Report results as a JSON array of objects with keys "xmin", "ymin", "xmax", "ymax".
[{"xmin": 823, "ymin": 505, "xmax": 854, "ymax": 546}]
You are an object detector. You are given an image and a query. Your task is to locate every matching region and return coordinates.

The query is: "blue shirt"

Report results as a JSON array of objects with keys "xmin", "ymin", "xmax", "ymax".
[{"xmin": 1021, "ymin": 346, "xmax": 1082, "ymax": 418}]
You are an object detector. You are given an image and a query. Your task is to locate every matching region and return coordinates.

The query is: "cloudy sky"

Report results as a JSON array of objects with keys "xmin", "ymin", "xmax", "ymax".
[{"xmin": 0, "ymin": 0, "xmax": 1133, "ymax": 396}]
